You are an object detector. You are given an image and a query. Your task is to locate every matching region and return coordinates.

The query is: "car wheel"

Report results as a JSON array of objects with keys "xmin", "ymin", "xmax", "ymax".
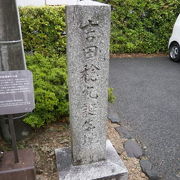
[{"xmin": 169, "ymin": 42, "xmax": 180, "ymax": 62}]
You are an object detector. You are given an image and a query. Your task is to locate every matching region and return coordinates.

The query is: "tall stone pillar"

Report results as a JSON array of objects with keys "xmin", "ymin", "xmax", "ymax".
[
  {"xmin": 55, "ymin": 1, "xmax": 128, "ymax": 179},
  {"xmin": 66, "ymin": 0, "xmax": 110, "ymax": 165}
]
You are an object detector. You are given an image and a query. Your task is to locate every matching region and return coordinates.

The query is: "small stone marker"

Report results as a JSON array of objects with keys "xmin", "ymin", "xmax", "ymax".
[{"xmin": 55, "ymin": 1, "xmax": 128, "ymax": 179}]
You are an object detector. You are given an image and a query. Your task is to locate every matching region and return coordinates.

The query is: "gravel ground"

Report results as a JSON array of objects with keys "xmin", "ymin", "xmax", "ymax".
[{"xmin": 0, "ymin": 119, "xmax": 147, "ymax": 180}]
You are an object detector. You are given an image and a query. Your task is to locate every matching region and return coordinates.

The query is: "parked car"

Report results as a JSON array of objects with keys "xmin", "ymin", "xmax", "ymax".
[{"xmin": 169, "ymin": 14, "xmax": 180, "ymax": 62}]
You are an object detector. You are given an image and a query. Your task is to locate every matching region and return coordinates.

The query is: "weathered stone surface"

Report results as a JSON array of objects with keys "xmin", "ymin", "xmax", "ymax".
[
  {"xmin": 0, "ymin": 0, "xmax": 30, "ymax": 142},
  {"xmin": 0, "ymin": 0, "xmax": 26, "ymax": 71},
  {"xmin": 124, "ymin": 140, "xmax": 143, "ymax": 158},
  {"xmin": 140, "ymin": 160, "xmax": 162, "ymax": 180},
  {"xmin": 58, "ymin": 1, "xmax": 128, "ymax": 180},
  {"xmin": 140, "ymin": 159, "xmax": 152, "ymax": 172},
  {"xmin": 108, "ymin": 111, "xmax": 120, "ymax": 123},
  {"xmin": 108, "ymin": 103, "xmax": 122, "ymax": 123},
  {"xmin": 66, "ymin": 1, "xmax": 111, "ymax": 165},
  {"xmin": 55, "ymin": 140, "xmax": 128, "ymax": 180},
  {"xmin": 115, "ymin": 126, "xmax": 132, "ymax": 139}
]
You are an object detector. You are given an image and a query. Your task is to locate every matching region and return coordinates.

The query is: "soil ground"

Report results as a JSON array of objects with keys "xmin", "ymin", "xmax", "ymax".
[{"xmin": 0, "ymin": 119, "xmax": 148, "ymax": 180}]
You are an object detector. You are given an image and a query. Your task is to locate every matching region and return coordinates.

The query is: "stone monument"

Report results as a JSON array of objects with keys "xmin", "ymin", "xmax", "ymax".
[
  {"xmin": 0, "ymin": 1, "xmax": 36, "ymax": 179},
  {"xmin": 55, "ymin": 1, "xmax": 128, "ymax": 179},
  {"xmin": 0, "ymin": 0, "xmax": 32, "ymax": 141}
]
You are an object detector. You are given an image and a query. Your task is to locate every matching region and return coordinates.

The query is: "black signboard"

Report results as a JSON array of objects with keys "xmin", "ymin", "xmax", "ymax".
[{"xmin": 0, "ymin": 70, "xmax": 35, "ymax": 115}]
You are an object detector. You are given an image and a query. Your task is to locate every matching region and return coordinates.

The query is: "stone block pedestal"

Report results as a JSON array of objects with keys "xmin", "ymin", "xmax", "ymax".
[{"xmin": 55, "ymin": 140, "xmax": 128, "ymax": 180}]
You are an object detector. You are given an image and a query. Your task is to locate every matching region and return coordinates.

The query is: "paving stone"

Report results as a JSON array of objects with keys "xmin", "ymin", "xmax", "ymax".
[
  {"xmin": 140, "ymin": 160, "xmax": 152, "ymax": 172},
  {"xmin": 124, "ymin": 139, "xmax": 143, "ymax": 158},
  {"xmin": 140, "ymin": 160, "xmax": 162, "ymax": 180},
  {"xmin": 108, "ymin": 111, "xmax": 120, "ymax": 123},
  {"xmin": 115, "ymin": 126, "xmax": 132, "ymax": 139}
]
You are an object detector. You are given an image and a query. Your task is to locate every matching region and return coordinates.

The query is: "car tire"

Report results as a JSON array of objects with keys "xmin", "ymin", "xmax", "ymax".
[{"xmin": 169, "ymin": 42, "xmax": 180, "ymax": 62}]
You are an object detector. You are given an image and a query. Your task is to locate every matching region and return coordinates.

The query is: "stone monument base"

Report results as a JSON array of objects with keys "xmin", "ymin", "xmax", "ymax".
[
  {"xmin": 0, "ymin": 149, "xmax": 36, "ymax": 180},
  {"xmin": 55, "ymin": 140, "xmax": 128, "ymax": 180}
]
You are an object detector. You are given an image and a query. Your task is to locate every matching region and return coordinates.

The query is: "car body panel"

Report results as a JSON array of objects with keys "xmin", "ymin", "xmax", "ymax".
[{"xmin": 168, "ymin": 14, "xmax": 180, "ymax": 48}]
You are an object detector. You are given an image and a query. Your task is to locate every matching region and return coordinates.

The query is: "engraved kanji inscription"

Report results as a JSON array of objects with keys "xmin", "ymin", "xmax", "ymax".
[
  {"xmin": 80, "ymin": 64, "xmax": 100, "ymax": 83},
  {"xmin": 83, "ymin": 46, "xmax": 98, "ymax": 59},
  {"xmin": 82, "ymin": 103, "xmax": 97, "ymax": 117}
]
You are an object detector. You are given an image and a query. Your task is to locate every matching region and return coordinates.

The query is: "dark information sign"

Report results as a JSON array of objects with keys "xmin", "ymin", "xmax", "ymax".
[{"xmin": 0, "ymin": 70, "xmax": 35, "ymax": 115}]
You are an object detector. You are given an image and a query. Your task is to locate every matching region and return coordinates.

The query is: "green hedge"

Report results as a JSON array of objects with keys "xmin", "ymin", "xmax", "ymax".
[
  {"xmin": 19, "ymin": 7, "xmax": 66, "ymax": 56},
  {"xmin": 20, "ymin": 1, "xmax": 180, "ymax": 54},
  {"xmin": 19, "ymin": 7, "xmax": 68, "ymax": 127},
  {"xmin": 99, "ymin": 0, "xmax": 180, "ymax": 53}
]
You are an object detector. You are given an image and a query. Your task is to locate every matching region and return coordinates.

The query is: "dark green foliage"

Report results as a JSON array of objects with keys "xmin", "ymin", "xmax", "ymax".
[
  {"xmin": 19, "ymin": 7, "xmax": 68, "ymax": 127},
  {"xmin": 19, "ymin": 7, "xmax": 66, "ymax": 56},
  {"xmin": 20, "ymin": 2, "xmax": 180, "ymax": 54},
  {"xmin": 99, "ymin": 0, "xmax": 180, "ymax": 53},
  {"xmin": 24, "ymin": 53, "xmax": 69, "ymax": 127}
]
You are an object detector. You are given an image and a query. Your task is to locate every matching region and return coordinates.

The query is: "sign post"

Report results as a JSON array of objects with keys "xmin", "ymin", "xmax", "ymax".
[
  {"xmin": 8, "ymin": 114, "xmax": 19, "ymax": 163},
  {"xmin": 0, "ymin": 70, "xmax": 35, "ymax": 115},
  {"xmin": 0, "ymin": 70, "xmax": 36, "ymax": 180},
  {"xmin": 0, "ymin": 0, "xmax": 27, "ymax": 143}
]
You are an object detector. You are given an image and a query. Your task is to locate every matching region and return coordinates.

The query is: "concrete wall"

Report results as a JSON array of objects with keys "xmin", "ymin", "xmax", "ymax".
[
  {"xmin": 16, "ymin": 0, "xmax": 78, "ymax": 7},
  {"xmin": 16, "ymin": 0, "xmax": 45, "ymax": 7},
  {"xmin": 46, "ymin": 0, "xmax": 77, "ymax": 5}
]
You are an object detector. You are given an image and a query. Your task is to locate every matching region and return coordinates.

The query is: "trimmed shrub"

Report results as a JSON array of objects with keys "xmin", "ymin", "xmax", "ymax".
[
  {"xmin": 24, "ymin": 53, "xmax": 69, "ymax": 127},
  {"xmin": 20, "ymin": 7, "xmax": 68, "ymax": 127},
  {"xmin": 19, "ymin": 6, "xmax": 66, "ymax": 56}
]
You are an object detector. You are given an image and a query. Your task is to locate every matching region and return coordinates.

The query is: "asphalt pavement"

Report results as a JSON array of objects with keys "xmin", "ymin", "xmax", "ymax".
[{"xmin": 109, "ymin": 56, "xmax": 180, "ymax": 180}]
